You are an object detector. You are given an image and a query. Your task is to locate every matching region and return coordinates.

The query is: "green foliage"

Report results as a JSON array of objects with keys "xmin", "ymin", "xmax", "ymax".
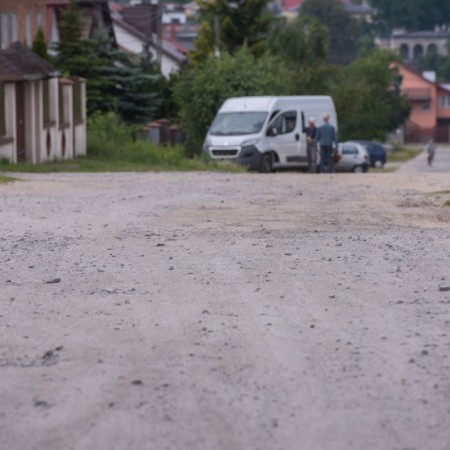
[
  {"xmin": 189, "ymin": 21, "xmax": 215, "ymax": 65},
  {"xmin": 387, "ymin": 146, "xmax": 421, "ymax": 162},
  {"xmin": 85, "ymin": 111, "xmax": 243, "ymax": 171},
  {"xmin": 31, "ymin": 28, "xmax": 48, "ymax": 60},
  {"xmin": 156, "ymin": 72, "xmax": 181, "ymax": 120},
  {"xmin": 0, "ymin": 174, "xmax": 17, "ymax": 183},
  {"xmin": 53, "ymin": 1, "xmax": 161, "ymax": 124},
  {"xmin": 86, "ymin": 112, "xmax": 182, "ymax": 165},
  {"xmin": 53, "ymin": 1, "xmax": 115, "ymax": 113},
  {"xmin": 89, "ymin": 29, "xmax": 161, "ymax": 124},
  {"xmin": 417, "ymin": 38, "xmax": 450, "ymax": 81},
  {"xmin": 266, "ymin": 16, "xmax": 328, "ymax": 66},
  {"xmin": 194, "ymin": 0, "xmax": 273, "ymax": 60},
  {"xmin": 331, "ymin": 50, "xmax": 411, "ymax": 141},
  {"xmin": 369, "ymin": 0, "xmax": 450, "ymax": 32},
  {"xmin": 301, "ymin": 0, "xmax": 360, "ymax": 65},
  {"xmin": 173, "ymin": 46, "xmax": 291, "ymax": 156},
  {"xmin": 265, "ymin": 15, "xmax": 334, "ymax": 95}
]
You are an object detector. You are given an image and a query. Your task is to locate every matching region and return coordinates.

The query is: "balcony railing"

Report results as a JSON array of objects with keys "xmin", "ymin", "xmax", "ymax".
[{"xmin": 403, "ymin": 88, "xmax": 431, "ymax": 101}]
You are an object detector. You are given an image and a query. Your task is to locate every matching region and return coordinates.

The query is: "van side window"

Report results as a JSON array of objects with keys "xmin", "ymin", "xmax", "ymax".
[{"xmin": 270, "ymin": 111, "xmax": 297, "ymax": 135}]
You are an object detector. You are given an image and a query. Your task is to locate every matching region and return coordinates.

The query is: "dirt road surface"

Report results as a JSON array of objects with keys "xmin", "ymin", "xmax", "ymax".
[{"xmin": 1, "ymin": 167, "xmax": 450, "ymax": 450}]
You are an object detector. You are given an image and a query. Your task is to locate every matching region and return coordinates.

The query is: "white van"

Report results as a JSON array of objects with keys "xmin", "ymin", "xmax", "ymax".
[{"xmin": 202, "ymin": 96, "xmax": 338, "ymax": 172}]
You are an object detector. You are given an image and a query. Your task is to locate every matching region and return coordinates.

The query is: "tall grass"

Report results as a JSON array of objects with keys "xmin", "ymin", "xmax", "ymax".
[
  {"xmin": 85, "ymin": 112, "xmax": 243, "ymax": 172},
  {"xmin": 388, "ymin": 145, "xmax": 422, "ymax": 163},
  {"xmin": 87, "ymin": 112, "xmax": 187, "ymax": 166},
  {"xmin": 0, "ymin": 175, "xmax": 17, "ymax": 183}
]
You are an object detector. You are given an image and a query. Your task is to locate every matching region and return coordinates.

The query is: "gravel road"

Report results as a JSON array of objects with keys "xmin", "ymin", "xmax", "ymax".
[{"xmin": 1, "ymin": 168, "xmax": 450, "ymax": 450}]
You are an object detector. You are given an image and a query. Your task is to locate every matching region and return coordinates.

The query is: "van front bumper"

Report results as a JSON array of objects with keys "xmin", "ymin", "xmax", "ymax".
[
  {"xmin": 205, "ymin": 145, "xmax": 262, "ymax": 171},
  {"xmin": 235, "ymin": 145, "xmax": 262, "ymax": 171}
]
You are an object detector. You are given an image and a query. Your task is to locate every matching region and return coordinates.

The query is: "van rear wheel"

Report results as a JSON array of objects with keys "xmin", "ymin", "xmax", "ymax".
[{"xmin": 259, "ymin": 153, "xmax": 273, "ymax": 173}]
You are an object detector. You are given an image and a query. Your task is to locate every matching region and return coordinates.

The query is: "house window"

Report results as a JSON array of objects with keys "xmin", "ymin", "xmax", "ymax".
[
  {"xmin": 26, "ymin": 12, "xmax": 32, "ymax": 46},
  {"xmin": 0, "ymin": 82, "xmax": 5, "ymax": 137},
  {"xmin": 422, "ymin": 101, "xmax": 430, "ymax": 111},
  {"xmin": 36, "ymin": 11, "xmax": 42, "ymax": 28},
  {"xmin": 399, "ymin": 44, "xmax": 409, "ymax": 60},
  {"xmin": 440, "ymin": 95, "xmax": 450, "ymax": 108},
  {"xmin": 1, "ymin": 13, "xmax": 8, "ymax": 49},
  {"xmin": 10, "ymin": 13, "xmax": 18, "ymax": 42},
  {"xmin": 413, "ymin": 44, "xmax": 424, "ymax": 61}
]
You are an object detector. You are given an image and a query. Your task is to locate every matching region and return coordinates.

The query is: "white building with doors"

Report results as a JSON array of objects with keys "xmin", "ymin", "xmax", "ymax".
[{"xmin": 0, "ymin": 42, "xmax": 86, "ymax": 164}]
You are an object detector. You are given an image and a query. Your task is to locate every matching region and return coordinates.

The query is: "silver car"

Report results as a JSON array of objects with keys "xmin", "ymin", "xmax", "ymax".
[{"xmin": 334, "ymin": 142, "xmax": 370, "ymax": 173}]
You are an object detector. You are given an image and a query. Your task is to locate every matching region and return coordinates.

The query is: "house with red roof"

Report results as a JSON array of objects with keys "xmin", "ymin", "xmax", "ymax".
[{"xmin": 393, "ymin": 62, "xmax": 450, "ymax": 143}]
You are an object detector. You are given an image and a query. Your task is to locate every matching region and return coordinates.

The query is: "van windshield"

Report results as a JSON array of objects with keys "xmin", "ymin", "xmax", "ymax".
[{"xmin": 209, "ymin": 112, "xmax": 268, "ymax": 136}]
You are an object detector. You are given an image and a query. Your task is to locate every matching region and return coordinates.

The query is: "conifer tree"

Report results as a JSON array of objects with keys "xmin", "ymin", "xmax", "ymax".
[
  {"xmin": 53, "ymin": 0, "xmax": 161, "ymax": 123},
  {"xmin": 32, "ymin": 27, "xmax": 48, "ymax": 60}
]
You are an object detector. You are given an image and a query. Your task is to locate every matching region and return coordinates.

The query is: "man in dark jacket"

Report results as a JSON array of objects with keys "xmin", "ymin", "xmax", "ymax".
[
  {"xmin": 316, "ymin": 113, "xmax": 337, "ymax": 173},
  {"xmin": 304, "ymin": 117, "xmax": 317, "ymax": 173}
]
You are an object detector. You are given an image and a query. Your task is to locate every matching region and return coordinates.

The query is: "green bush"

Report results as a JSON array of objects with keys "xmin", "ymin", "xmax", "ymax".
[{"xmin": 87, "ymin": 112, "xmax": 185, "ymax": 166}]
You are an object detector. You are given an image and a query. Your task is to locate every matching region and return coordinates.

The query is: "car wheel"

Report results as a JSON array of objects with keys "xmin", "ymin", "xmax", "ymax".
[
  {"xmin": 259, "ymin": 153, "xmax": 273, "ymax": 173},
  {"xmin": 353, "ymin": 165, "xmax": 364, "ymax": 173}
]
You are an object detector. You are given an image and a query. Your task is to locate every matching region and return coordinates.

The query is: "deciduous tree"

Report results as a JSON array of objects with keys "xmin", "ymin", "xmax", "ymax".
[
  {"xmin": 300, "ymin": 0, "xmax": 360, "ymax": 65},
  {"xmin": 194, "ymin": 0, "xmax": 273, "ymax": 59},
  {"xmin": 369, "ymin": 0, "xmax": 450, "ymax": 32},
  {"xmin": 174, "ymin": 46, "xmax": 291, "ymax": 156},
  {"xmin": 331, "ymin": 50, "xmax": 411, "ymax": 141}
]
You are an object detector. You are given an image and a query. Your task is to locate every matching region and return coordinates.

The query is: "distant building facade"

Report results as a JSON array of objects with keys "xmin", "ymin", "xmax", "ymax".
[
  {"xmin": 0, "ymin": 0, "xmax": 47, "ymax": 49},
  {"xmin": 377, "ymin": 29, "xmax": 449, "ymax": 65}
]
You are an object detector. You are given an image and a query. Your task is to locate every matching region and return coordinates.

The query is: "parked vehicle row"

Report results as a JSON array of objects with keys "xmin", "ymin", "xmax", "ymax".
[
  {"xmin": 203, "ymin": 96, "xmax": 387, "ymax": 174},
  {"xmin": 350, "ymin": 140, "xmax": 387, "ymax": 167},
  {"xmin": 202, "ymin": 95, "xmax": 338, "ymax": 173}
]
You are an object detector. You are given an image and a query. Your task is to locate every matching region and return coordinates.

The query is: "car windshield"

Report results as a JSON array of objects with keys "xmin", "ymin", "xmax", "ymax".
[{"xmin": 209, "ymin": 112, "xmax": 268, "ymax": 136}]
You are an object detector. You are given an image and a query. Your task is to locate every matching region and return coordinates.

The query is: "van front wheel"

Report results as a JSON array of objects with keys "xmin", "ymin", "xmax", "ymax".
[{"xmin": 259, "ymin": 153, "xmax": 273, "ymax": 173}]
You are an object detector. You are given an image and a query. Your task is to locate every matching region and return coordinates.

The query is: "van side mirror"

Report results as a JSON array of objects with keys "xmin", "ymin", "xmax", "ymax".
[{"xmin": 267, "ymin": 127, "xmax": 278, "ymax": 137}]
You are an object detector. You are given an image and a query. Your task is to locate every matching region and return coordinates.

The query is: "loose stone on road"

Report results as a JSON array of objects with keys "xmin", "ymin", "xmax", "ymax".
[{"xmin": 1, "ymin": 169, "xmax": 450, "ymax": 450}]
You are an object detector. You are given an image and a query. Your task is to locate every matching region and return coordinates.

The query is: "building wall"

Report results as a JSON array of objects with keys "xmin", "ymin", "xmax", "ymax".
[
  {"xmin": 0, "ymin": 82, "xmax": 17, "ymax": 162},
  {"xmin": 73, "ymin": 79, "xmax": 86, "ymax": 156},
  {"xmin": 0, "ymin": 0, "xmax": 47, "ymax": 48},
  {"xmin": 397, "ymin": 65, "xmax": 437, "ymax": 129},
  {"xmin": 0, "ymin": 75, "xmax": 87, "ymax": 163},
  {"xmin": 436, "ymin": 86, "xmax": 450, "ymax": 120},
  {"xmin": 377, "ymin": 34, "xmax": 448, "ymax": 64}
]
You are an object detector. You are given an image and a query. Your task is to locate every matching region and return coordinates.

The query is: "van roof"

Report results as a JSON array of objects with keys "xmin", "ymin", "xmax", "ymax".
[{"xmin": 219, "ymin": 96, "xmax": 334, "ymax": 112}]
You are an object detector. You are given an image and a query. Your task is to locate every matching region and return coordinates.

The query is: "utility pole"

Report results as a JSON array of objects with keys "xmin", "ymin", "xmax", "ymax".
[
  {"xmin": 156, "ymin": 0, "xmax": 163, "ymax": 69},
  {"xmin": 214, "ymin": 15, "xmax": 220, "ymax": 58}
]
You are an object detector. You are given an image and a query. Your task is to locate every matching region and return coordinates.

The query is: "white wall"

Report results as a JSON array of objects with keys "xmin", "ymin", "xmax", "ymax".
[
  {"xmin": 0, "ymin": 76, "xmax": 86, "ymax": 165},
  {"xmin": 2, "ymin": 83, "xmax": 17, "ymax": 163},
  {"xmin": 73, "ymin": 79, "xmax": 87, "ymax": 157}
]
